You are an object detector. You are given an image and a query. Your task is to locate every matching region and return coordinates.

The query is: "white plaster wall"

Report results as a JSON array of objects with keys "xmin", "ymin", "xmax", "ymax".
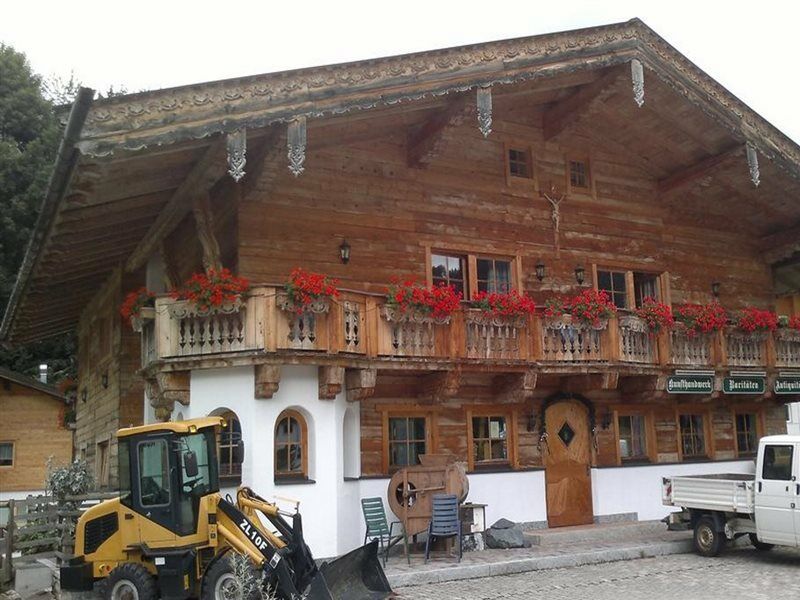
[
  {"xmin": 591, "ymin": 460, "xmax": 757, "ymax": 521},
  {"xmin": 787, "ymin": 403, "xmax": 800, "ymax": 435}
]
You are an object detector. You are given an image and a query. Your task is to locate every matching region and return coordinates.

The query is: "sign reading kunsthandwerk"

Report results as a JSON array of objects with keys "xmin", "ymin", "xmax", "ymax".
[{"xmin": 666, "ymin": 375, "xmax": 714, "ymax": 394}]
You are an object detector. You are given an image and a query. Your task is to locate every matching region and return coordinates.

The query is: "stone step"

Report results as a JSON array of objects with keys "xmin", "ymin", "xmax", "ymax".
[{"xmin": 524, "ymin": 520, "xmax": 667, "ymax": 546}]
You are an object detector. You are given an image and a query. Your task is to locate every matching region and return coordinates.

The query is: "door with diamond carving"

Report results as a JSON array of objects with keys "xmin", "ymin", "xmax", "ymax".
[{"xmin": 543, "ymin": 399, "xmax": 594, "ymax": 527}]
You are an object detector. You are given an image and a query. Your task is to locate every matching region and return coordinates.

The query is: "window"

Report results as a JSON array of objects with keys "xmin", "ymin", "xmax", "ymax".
[
  {"xmin": 735, "ymin": 412, "xmax": 759, "ymax": 457},
  {"xmin": 0, "ymin": 442, "xmax": 13, "ymax": 467},
  {"xmin": 176, "ymin": 430, "xmax": 218, "ymax": 535},
  {"xmin": 633, "ymin": 272, "xmax": 659, "ymax": 308},
  {"xmin": 618, "ymin": 415, "xmax": 648, "ymax": 461},
  {"xmin": 477, "ymin": 258, "xmax": 512, "ymax": 294},
  {"xmin": 431, "ymin": 254, "xmax": 466, "ymax": 296},
  {"xmin": 275, "ymin": 410, "xmax": 308, "ymax": 479},
  {"xmin": 597, "ymin": 270, "xmax": 628, "ymax": 309},
  {"xmin": 472, "ymin": 416, "xmax": 508, "ymax": 464},
  {"xmin": 388, "ymin": 416, "xmax": 426, "ymax": 469},
  {"xmin": 507, "ymin": 148, "xmax": 531, "ymax": 178},
  {"xmin": 218, "ymin": 411, "xmax": 243, "ymax": 483},
  {"xmin": 97, "ymin": 440, "xmax": 110, "ymax": 487},
  {"xmin": 679, "ymin": 414, "xmax": 707, "ymax": 459},
  {"xmin": 138, "ymin": 439, "xmax": 171, "ymax": 506},
  {"xmin": 569, "ymin": 159, "xmax": 589, "ymax": 189},
  {"xmin": 762, "ymin": 445, "xmax": 793, "ymax": 481}
]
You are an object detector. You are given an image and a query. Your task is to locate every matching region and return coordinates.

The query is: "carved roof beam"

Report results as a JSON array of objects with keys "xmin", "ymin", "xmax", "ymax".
[
  {"xmin": 542, "ymin": 65, "xmax": 627, "ymax": 141},
  {"xmin": 657, "ymin": 144, "xmax": 743, "ymax": 196},
  {"xmin": 407, "ymin": 93, "xmax": 472, "ymax": 168},
  {"xmin": 125, "ymin": 138, "xmax": 228, "ymax": 272}
]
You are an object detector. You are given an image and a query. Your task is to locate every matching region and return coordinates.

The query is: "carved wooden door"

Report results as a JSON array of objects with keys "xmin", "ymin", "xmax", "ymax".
[{"xmin": 543, "ymin": 400, "xmax": 594, "ymax": 527}]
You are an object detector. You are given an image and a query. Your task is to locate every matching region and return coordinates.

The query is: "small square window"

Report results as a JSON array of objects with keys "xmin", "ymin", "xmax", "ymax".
[
  {"xmin": 679, "ymin": 414, "xmax": 706, "ymax": 459},
  {"xmin": 735, "ymin": 413, "xmax": 758, "ymax": 457},
  {"xmin": 389, "ymin": 416, "xmax": 427, "ymax": 469},
  {"xmin": 597, "ymin": 269, "xmax": 628, "ymax": 309},
  {"xmin": 0, "ymin": 442, "xmax": 13, "ymax": 467},
  {"xmin": 431, "ymin": 254, "xmax": 466, "ymax": 296},
  {"xmin": 477, "ymin": 258, "xmax": 512, "ymax": 294},
  {"xmin": 508, "ymin": 148, "xmax": 531, "ymax": 179},
  {"xmin": 569, "ymin": 160, "xmax": 589, "ymax": 188},
  {"xmin": 634, "ymin": 272, "xmax": 659, "ymax": 308},
  {"xmin": 472, "ymin": 416, "xmax": 508, "ymax": 464}
]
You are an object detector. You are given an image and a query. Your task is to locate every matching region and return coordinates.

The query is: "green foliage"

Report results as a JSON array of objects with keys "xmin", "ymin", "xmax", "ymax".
[
  {"xmin": 46, "ymin": 457, "xmax": 95, "ymax": 503},
  {"xmin": 0, "ymin": 43, "xmax": 77, "ymax": 381}
]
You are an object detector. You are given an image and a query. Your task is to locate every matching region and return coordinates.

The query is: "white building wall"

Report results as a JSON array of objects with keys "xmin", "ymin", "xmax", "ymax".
[
  {"xmin": 787, "ymin": 403, "xmax": 800, "ymax": 435},
  {"xmin": 591, "ymin": 459, "xmax": 756, "ymax": 521}
]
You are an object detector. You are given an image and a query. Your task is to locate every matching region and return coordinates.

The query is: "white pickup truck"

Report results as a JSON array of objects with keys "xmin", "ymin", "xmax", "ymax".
[{"xmin": 663, "ymin": 434, "xmax": 800, "ymax": 556}]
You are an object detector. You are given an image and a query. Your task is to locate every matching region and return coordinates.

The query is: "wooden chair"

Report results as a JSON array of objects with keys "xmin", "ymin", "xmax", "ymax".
[
  {"xmin": 424, "ymin": 493, "xmax": 462, "ymax": 563},
  {"xmin": 360, "ymin": 497, "xmax": 409, "ymax": 565}
]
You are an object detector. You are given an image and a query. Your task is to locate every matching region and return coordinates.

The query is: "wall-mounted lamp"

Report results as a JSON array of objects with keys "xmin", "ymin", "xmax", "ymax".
[
  {"xmin": 711, "ymin": 281, "xmax": 721, "ymax": 298},
  {"xmin": 527, "ymin": 409, "xmax": 538, "ymax": 433},
  {"xmin": 81, "ymin": 388, "xmax": 87, "ymax": 403},
  {"xmin": 574, "ymin": 265, "xmax": 586, "ymax": 286},
  {"xmin": 339, "ymin": 239, "xmax": 351, "ymax": 264},
  {"xmin": 600, "ymin": 408, "xmax": 613, "ymax": 430},
  {"xmin": 535, "ymin": 261, "xmax": 546, "ymax": 282},
  {"xmin": 101, "ymin": 371, "xmax": 109, "ymax": 389}
]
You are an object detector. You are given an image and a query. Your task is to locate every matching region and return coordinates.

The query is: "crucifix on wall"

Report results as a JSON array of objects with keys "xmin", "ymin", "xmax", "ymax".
[{"xmin": 541, "ymin": 182, "xmax": 567, "ymax": 254}]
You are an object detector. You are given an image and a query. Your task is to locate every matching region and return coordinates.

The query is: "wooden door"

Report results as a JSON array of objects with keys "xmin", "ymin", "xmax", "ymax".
[{"xmin": 544, "ymin": 400, "xmax": 594, "ymax": 527}]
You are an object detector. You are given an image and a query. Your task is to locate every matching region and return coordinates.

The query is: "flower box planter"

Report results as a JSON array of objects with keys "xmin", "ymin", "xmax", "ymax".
[
  {"xmin": 378, "ymin": 304, "xmax": 450, "ymax": 357},
  {"xmin": 464, "ymin": 309, "xmax": 528, "ymax": 360},
  {"xmin": 540, "ymin": 314, "xmax": 609, "ymax": 362}
]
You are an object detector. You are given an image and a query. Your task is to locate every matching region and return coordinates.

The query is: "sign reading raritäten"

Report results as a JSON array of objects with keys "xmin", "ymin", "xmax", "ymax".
[{"xmin": 722, "ymin": 376, "xmax": 765, "ymax": 394}]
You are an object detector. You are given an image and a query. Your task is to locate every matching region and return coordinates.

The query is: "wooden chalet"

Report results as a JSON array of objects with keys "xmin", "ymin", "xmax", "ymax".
[
  {"xmin": 3, "ymin": 19, "xmax": 800, "ymax": 556},
  {"xmin": 0, "ymin": 368, "xmax": 72, "ymax": 500}
]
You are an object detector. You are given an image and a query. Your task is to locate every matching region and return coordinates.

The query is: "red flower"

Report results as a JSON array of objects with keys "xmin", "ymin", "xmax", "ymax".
[
  {"xmin": 385, "ymin": 279, "xmax": 462, "ymax": 318},
  {"xmin": 635, "ymin": 297, "xmax": 674, "ymax": 333},
  {"xmin": 472, "ymin": 290, "xmax": 536, "ymax": 317},
  {"xmin": 172, "ymin": 268, "xmax": 250, "ymax": 312},
  {"xmin": 674, "ymin": 302, "xmax": 728, "ymax": 337},
  {"xmin": 284, "ymin": 268, "xmax": 339, "ymax": 313},
  {"xmin": 735, "ymin": 306, "xmax": 778, "ymax": 333},
  {"xmin": 120, "ymin": 287, "xmax": 155, "ymax": 326}
]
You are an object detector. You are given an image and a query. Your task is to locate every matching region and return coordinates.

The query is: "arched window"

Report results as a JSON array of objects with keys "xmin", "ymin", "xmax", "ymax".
[
  {"xmin": 275, "ymin": 410, "xmax": 308, "ymax": 479},
  {"xmin": 218, "ymin": 411, "xmax": 243, "ymax": 484}
]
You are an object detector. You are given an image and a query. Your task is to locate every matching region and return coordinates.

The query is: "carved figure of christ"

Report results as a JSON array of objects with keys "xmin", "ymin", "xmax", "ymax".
[{"xmin": 542, "ymin": 184, "xmax": 566, "ymax": 252}]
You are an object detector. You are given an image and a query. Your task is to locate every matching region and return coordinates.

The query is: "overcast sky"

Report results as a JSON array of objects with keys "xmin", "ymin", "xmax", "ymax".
[{"xmin": 3, "ymin": 0, "xmax": 799, "ymax": 143}]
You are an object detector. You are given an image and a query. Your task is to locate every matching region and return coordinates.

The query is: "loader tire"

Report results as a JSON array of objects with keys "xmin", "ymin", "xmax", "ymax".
[
  {"xmin": 102, "ymin": 563, "xmax": 157, "ymax": 600},
  {"xmin": 749, "ymin": 533, "xmax": 775, "ymax": 551},
  {"xmin": 693, "ymin": 516, "xmax": 724, "ymax": 557},
  {"xmin": 202, "ymin": 556, "xmax": 266, "ymax": 600}
]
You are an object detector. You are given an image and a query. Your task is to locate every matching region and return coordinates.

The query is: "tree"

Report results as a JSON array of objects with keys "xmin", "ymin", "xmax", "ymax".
[{"xmin": 0, "ymin": 44, "xmax": 75, "ymax": 380}]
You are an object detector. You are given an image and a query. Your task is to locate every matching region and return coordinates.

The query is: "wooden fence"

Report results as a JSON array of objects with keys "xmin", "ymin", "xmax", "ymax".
[{"xmin": 0, "ymin": 491, "xmax": 117, "ymax": 588}]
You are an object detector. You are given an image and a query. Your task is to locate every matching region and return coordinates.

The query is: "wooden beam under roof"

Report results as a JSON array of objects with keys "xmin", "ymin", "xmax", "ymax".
[
  {"xmin": 542, "ymin": 65, "xmax": 626, "ymax": 141},
  {"xmin": 125, "ymin": 138, "xmax": 228, "ymax": 272},
  {"xmin": 407, "ymin": 93, "xmax": 472, "ymax": 168},
  {"xmin": 657, "ymin": 145, "xmax": 743, "ymax": 196}
]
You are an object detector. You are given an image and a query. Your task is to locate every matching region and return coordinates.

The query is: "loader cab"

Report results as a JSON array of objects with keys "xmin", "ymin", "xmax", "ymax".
[{"xmin": 118, "ymin": 423, "xmax": 220, "ymax": 537}]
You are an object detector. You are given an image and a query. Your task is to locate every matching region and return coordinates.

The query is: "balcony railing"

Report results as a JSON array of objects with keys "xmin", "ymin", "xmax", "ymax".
[{"xmin": 138, "ymin": 287, "xmax": 800, "ymax": 372}]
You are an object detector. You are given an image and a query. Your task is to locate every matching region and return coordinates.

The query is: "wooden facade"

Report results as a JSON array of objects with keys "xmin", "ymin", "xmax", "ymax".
[
  {"xmin": 2, "ymin": 19, "xmax": 800, "ymax": 526},
  {"xmin": 0, "ymin": 369, "xmax": 72, "ymax": 494}
]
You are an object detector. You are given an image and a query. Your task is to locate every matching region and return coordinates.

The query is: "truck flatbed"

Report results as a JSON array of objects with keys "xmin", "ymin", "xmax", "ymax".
[{"xmin": 664, "ymin": 473, "xmax": 755, "ymax": 515}]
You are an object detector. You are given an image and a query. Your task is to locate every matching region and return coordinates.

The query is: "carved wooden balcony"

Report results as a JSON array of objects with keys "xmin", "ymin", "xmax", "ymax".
[
  {"xmin": 463, "ymin": 310, "xmax": 530, "ymax": 360},
  {"xmin": 723, "ymin": 328, "xmax": 768, "ymax": 368},
  {"xmin": 668, "ymin": 327, "xmax": 714, "ymax": 367},
  {"xmin": 774, "ymin": 329, "xmax": 800, "ymax": 368},
  {"xmin": 540, "ymin": 314, "xmax": 609, "ymax": 363},
  {"xmin": 617, "ymin": 314, "xmax": 656, "ymax": 364},
  {"xmin": 376, "ymin": 305, "xmax": 450, "ymax": 358}
]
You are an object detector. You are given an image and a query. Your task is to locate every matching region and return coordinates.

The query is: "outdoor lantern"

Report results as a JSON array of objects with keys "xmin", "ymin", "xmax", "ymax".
[
  {"xmin": 339, "ymin": 239, "xmax": 351, "ymax": 264},
  {"xmin": 711, "ymin": 281, "xmax": 721, "ymax": 297},
  {"xmin": 535, "ymin": 261, "xmax": 546, "ymax": 282},
  {"xmin": 574, "ymin": 265, "xmax": 586, "ymax": 285}
]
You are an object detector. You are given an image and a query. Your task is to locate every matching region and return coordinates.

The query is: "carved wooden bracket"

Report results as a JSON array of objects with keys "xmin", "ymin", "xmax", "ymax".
[
  {"xmin": 318, "ymin": 365, "xmax": 345, "ymax": 400},
  {"xmin": 422, "ymin": 368, "xmax": 462, "ymax": 400},
  {"xmin": 255, "ymin": 364, "xmax": 281, "ymax": 399},
  {"xmin": 346, "ymin": 368, "xmax": 377, "ymax": 402},
  {"xmin": 146, "ymin": 371, "xmax": 190, "ymax": 421}
]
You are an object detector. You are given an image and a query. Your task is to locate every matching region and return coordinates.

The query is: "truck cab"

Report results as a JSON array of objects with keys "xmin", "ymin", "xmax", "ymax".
[{"xmin": 754, "ymin": 434, "xmax": 800, "ymax": 546}]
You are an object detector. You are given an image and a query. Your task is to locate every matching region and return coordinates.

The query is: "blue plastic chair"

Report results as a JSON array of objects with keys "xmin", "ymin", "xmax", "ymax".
[
  {"xmin": 361, "ymin": 497, "xmax": 409, "ymax": 565},
  {"xmin": 424, "ymin": 493, "xmax": 462, "ymax": 563}
]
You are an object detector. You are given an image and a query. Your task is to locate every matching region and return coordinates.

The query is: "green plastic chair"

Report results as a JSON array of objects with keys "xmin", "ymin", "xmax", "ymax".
[{"xmin": 361, "ymin": 496, "xmax": 410, "ymax": 565}]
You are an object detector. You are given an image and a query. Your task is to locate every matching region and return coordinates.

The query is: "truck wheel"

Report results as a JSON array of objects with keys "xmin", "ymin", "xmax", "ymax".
[
  {"xmin": 693, "ymin": 516, "xmax": 725, "ymax": 557},
  {"xmin": 749, "ymin": 533, "xmax": 775, "ymax": 551},
  {"xmin": 202, "ymin": 558, "xmax": 238, "ymax": 600},
  {"xmin": 102, "ymin": 563, "xmax": 157, "ymax": 600}
]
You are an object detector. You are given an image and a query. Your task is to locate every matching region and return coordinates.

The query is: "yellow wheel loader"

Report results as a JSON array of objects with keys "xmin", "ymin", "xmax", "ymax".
[{"xmin": 60, "ymin": 417, "xmax": 393, "ymax": 600}]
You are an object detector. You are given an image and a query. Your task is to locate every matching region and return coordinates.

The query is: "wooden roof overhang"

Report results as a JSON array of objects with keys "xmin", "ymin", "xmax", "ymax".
[{"xmin": 3, "ymin": 17, "xmax": 800, "ymax": 344}]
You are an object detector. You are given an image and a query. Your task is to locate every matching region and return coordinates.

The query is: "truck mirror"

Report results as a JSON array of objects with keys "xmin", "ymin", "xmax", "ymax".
[
  {"xmin": 233, "ymin": 440, "xmax": 245, "ymax": 464},
  {"xmin": 184, "ymin": 450, "xmax": 199, "ymax": 478}
]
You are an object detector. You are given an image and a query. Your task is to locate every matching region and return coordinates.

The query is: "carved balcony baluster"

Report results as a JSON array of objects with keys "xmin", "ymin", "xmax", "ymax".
[
  {"xmin": 618, "ymin": 315, "xmax": 654, "ymax": 363},
  {"xmin": 775, "ymin": 329, "xmax": 800, "ymax": 368},
  {"xmin": 724, "ymin": 329, "xmax": 767, "ymax": 367},
  {"xmin": 541, "ymin": 315, "xmax": 606, "ymax": 362},
  {"xmin": 464, "ymin": 311, "xmax": 525, "ymax": 360},
  {"xmin": 669, "ymin": 328, "xmax": 712, "ymax": 366}
]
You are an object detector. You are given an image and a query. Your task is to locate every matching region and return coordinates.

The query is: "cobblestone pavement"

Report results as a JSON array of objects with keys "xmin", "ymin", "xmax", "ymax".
[{"xmin": 396, "ymin": 546, "xmax": 800, "ymax": 599}]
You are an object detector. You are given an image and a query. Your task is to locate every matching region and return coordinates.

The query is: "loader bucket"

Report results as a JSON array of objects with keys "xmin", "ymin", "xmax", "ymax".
[{"xmin": 304, "ymin": 540, "xmax": 394, "ymax": 600}]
